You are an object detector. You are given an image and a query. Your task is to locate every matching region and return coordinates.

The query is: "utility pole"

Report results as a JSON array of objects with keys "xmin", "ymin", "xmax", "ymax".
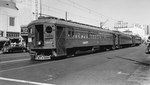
[
  {"xmin": 40, "ymin": 0, "xmax": 42, "ymax": 17},
  {"xmin": 35, "ymin": 0, "xmax": 38, "ymax": 20},
  {"xmin": 65, "ymin": 12, "xmax": 67, "ymax": 20}
]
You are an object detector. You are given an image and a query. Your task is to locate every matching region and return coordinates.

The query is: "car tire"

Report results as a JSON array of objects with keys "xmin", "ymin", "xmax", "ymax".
[
  {"xmin": 6, "ymin": 49, "xmax": 9, "ymax": 53},
  {"xmin": 9, "ymin": 50, "xmax": 12, "ymax": 53},
  {"xmin": 22, "ymin": 49, "xmax": 26, "ymax": 53}
]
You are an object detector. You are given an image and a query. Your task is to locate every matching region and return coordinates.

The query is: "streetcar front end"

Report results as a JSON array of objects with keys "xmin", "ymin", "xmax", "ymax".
[{"xmin": 28, "ymin": 21, "xmax": 56, "ymax": 60}]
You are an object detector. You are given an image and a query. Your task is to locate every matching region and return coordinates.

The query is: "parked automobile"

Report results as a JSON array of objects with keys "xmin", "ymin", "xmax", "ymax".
[{"xmin": 2, "ymin": 41, "xmax": 28, "ymax": 53}]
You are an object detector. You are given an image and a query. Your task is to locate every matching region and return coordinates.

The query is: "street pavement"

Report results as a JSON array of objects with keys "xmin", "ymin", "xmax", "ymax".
[{"xmin": 0, "ymin": 44, "xmax": 150, "ymax": 85}]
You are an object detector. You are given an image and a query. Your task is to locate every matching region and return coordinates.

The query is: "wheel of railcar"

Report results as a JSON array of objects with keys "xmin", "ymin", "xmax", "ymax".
[
  {"xmin": 111, "ymin": 46, "xmax": 116, "ymax": 50},
  {"xmin": 30, "ymin": 56, "xmax": 35, "ymax": 61},
  {"xmin": 7, "ymin": 49, "xmax": 12, "ymax": 53},
  {"xmin": 51, "ymin": 55, "xmax": 56, "ymax": 60},
  {"xmin": 51, "ymin": 51, "xmax": 57, "ymax": 60},
  {"xmin": 91, "ymin": 47, "xmax": 95, "ymax": 52},
  {"xmin": 67, "ymin": 48, "xmax": 76, "ymax": 58}
]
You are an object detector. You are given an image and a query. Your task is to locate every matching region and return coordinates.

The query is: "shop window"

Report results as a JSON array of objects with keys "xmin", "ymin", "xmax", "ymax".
[{"xmin": 0, "ymin": 31, "xmax": 3, "ymax": 37}]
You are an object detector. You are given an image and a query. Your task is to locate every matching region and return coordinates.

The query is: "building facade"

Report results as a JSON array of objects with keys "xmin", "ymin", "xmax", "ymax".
[
  {"xmin": 14, "ymin": 0, "xmax": 36, "ymax": 47},
  {"xmin": 0, "ymin": 0, "xmax": 41, "ymax": 47},
  {"xmin": 0, "ymin": 0, "xmax": 20, "ymax": 39},
  {"xmin": 143, "ymin": 25, "xmax": 150, "ymax": 35}
]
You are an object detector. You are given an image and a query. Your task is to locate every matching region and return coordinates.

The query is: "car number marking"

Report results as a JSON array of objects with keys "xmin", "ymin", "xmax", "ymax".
[{"xmin": 82, "ymin": 41, "xmax": 88, "ymax": 44}]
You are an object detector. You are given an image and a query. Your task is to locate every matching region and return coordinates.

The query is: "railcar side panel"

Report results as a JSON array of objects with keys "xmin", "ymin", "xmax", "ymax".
[
  {"xmin": 115, "ymin": 34, "xmax": 120, "ymax": 48},
  {"xmin": 134, "ymin": 36, "xmax": 141, "ymax": 45},
  {"xmin": 65, "ymin": 27, "xmax": 99, "ymax": 48},
  {"xmin": 44, "ymin": 24, "xmax": 56, "ymax": 49},
  {"xmin": 99, "ymin": 32, "xmax": 114, "ymax": 45},
  {"xmin": 56, "ymin": 26, "xmax": 66, "ymax": 56},
  {"xmin": 119, "ymin": 34, "xmax": 132, "ymax": 46}
]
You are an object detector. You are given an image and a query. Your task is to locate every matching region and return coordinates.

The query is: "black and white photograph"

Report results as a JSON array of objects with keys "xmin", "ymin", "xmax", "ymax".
[{"xmin": 0, "ymin": 0, "xmax": 150, "ymax": 85}]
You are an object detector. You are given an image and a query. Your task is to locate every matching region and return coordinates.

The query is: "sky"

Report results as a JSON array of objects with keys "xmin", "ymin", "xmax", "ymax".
[{"xmin": 34, "ymin": 0, "xmax": 150, "ymax": 28}]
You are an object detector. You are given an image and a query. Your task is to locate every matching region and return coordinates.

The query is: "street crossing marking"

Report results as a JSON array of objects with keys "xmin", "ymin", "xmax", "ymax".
[
  {"xmin": 0, "ymin": 77, "xmax": 55, "ymax": 85},
  {"xmin": 0, "ymin": 58, "xmax": 29, "ymax": 64}
]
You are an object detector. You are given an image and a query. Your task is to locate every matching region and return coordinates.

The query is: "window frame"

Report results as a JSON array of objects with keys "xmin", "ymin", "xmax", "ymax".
[{"xmin": 9, "ymin": 17, "xmax": 15, "ymax": 26}]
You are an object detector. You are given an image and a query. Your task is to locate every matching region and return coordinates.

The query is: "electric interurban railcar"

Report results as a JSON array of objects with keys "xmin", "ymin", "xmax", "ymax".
[{"xmin": 27, "ymin": 16, "xmax": 141, "ymax": 60}]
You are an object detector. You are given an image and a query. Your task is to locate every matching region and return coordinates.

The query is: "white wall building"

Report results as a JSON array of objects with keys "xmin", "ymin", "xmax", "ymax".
[
  {"xmin": 0, "ymin": 0, "xmax": 20, "ymax": 39},
  {"xmin": 115, "ymin": 24, "xmax": 145, "ymax": 39}
]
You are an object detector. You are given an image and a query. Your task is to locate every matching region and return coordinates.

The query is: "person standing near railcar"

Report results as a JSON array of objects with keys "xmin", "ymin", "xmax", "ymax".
[{"xmin": 146, "ymin": 36, "xmax": 150, "ymax": 53}]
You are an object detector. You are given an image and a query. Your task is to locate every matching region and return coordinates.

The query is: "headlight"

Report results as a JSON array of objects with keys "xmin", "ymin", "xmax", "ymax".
[
  {"xmin": 46, "ymin": 26, "xmax": 52, "ymax": 33},
  {"xmin": 38, "ymin": 41, "xmax": 41, "ymax": 45}
]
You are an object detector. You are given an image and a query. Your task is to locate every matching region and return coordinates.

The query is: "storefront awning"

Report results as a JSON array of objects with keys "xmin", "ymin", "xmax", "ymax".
[{"xmin": 0, "ymin": 37, "xmax": 9, "ymax": 41}]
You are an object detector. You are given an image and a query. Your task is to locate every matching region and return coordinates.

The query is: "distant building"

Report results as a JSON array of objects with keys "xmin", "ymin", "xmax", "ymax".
[
  {"xmin": 114, "ymin": 21, "xmax": 128, "ymax": 30},
  {"xmin": 123, "ymin": 30, "xmax": 133, "ymax": 35},
  {"xmin": 114, "ymin": 22, "xmax": 145, "ymax": 39},
  {"xmin": 0, "ymin": 0, "xmax": 20, "ymax": 39},
  {"xmin": 143, "ymin": 25, "xmax": 150, "ymax": 35}
]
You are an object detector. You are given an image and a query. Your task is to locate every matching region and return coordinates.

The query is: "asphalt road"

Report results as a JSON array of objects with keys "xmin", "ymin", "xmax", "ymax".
[{"xmin": 1, "ymin": 44, "xmax": 150, "ymax": 85}]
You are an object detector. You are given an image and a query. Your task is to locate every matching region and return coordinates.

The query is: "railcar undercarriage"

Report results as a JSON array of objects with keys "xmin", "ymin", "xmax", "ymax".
[{"xmin": 29, "ymin": 49, "xmax": 57, "ymax": 60}]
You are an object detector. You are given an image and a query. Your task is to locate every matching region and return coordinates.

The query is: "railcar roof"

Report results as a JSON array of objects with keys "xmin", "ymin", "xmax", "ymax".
[
  {"xmin": 28, "ymin": 16, "xmax": 113, "ymax": 33},
  {"xmin": 112, "ymin": 30, "xmax": 131, "ymax": 36}
]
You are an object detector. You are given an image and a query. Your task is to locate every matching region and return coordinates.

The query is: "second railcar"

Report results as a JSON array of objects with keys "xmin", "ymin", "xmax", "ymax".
[
  {"xmin": 134, "ymin": 35, "xmax": 141, "ymax": 46},
  {"xmin": 112, "ymin": 31, "xmax": 133, "ymax": 48},
  {"xmin": 119, "ymin": 33, "xmax": 133, "ymax": 47}
]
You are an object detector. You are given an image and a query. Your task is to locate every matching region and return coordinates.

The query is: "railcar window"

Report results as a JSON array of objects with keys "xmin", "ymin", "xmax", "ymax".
[
  {"xmin": 78, "ymin": 33, "xmax": 80, "ymax": 38},
  {"xmin": 72, "ymin": 29, "xmax": 74, "ymax": 37},
  {"xmin": 88, "ymin": 31, "xmax": 90, "ymax": 38},
  {"xmin": 86, "ymin": 33, "xmax": 88, "ymax": 39},
  {"xmin": 68, "ymin": 29, "xmax": 71, "ymax": 37},
  {"xmin": 68, "ymin": 28, "xmax": 74, "ymax": 38},
  {"xmin": 81, "ymin": 31, "xmax": 84, "ymax": 39},
  {"xmin": 28, "ymin": 28, "xmax": 32, "ymax": 34},
  {"xmin": 75, "ymin": 34, "xmax": 77, "ymax": 38},
  {"xmin": 46, "ymin": 26, "xmax": 52, "ymax": 33}
]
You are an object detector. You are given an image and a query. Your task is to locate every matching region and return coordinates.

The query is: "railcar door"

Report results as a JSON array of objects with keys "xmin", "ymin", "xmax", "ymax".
[
  {"xmin": 35, "ymin": 25, "xmax": 44, "ymax": 47},
  {"xmin": 115, "ymin": 34, "xmax": 120, "ymax": 48},
  {"xmin": 132, "ymin": 36, "xmax": 135, "ymax": 46},
  {"xmin": 56, "ymin": 26, "xmax": 66, "ymax": 56},
  {"xmin": 113, "ymin": 34, "xmax": 116, "ymax": 48}
]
